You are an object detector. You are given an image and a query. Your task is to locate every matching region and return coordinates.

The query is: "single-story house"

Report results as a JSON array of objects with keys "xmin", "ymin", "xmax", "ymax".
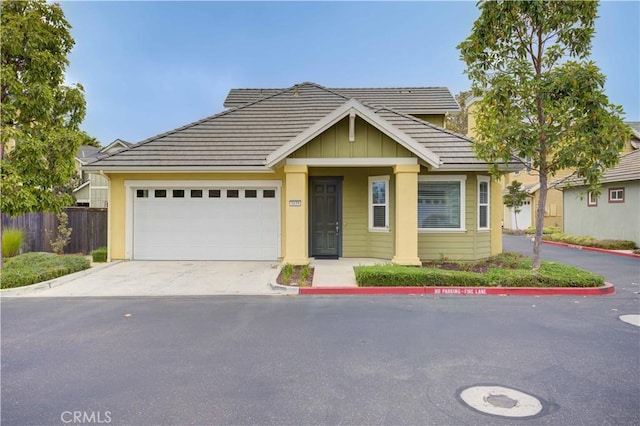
[
  {"xmin": 555, "ymin": 149, "xmax": 640, "ymax": 246},
  {"xmin": 84, "ymin": 82, "xmax": 518, "ymax": 264},
  {"xmin": 74, "ymin": 139, "xmax": 132, "ymax": 207}
]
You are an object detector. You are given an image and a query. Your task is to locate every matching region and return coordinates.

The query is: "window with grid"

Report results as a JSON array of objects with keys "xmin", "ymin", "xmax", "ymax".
[
  {"xmin": 478, "ymin": 177, "xmax": 490, "ymax": 229},
  {"xmin": 418, "ymin": 177, "xmax": 465, "ymax": 230},
  {"xmin": 368, "ymin": 176, "xmax": 389, "ymax": 231}
]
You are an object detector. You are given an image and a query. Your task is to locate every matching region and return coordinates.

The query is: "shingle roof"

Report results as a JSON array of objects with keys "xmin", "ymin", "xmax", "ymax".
[
  {"xmin": 85, "ymin": 82, "xmax": 504, "ymax": 171},
  {"xmin": 555, "ymin": 149, "xmax": 640, "ymax": 187},
  {"xmin": 224, "ymin": 84, "xmax": 460, "ymax": 114},
  {"xmin": 626, "ymin": 121, "xmax": 640, "ymax": 138},
  {"xmin": 76, "ymin": 145, "xmax": 101, "ymax": 161}
]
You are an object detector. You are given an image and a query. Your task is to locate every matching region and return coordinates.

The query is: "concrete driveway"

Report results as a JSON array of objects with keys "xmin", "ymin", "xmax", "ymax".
[{"xmin": 1, "ymin": 261, "xmax": 285, "ymax": 297}]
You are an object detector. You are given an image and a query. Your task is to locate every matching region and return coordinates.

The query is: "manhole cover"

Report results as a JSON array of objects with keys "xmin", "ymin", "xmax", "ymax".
[
  {"xmin": 619, "ymin": 314, "xmax": 640, "ymax": 327},
  {"xmin": 485, "ymin": 394, "xmax": 517, "ymax": 408},
  {"xmin": 459, "ymin": 385, "xmax": 543, "ymax": 418}
]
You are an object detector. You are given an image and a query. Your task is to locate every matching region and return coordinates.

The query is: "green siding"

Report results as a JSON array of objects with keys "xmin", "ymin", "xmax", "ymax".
[
  {"xmin": 418, "ymin": 173, "xmax": 492, "ymax": 261},
  {"xmin": 308, "ymin": 167, "xmax": 394, "ymax": 259},
  {"xmin": 292, "ymin": 117, "xmax": 413, "ymax": 159},
  {"xmin": 411, "ymin": 114, "xmax": 445, "ymax": 127}
]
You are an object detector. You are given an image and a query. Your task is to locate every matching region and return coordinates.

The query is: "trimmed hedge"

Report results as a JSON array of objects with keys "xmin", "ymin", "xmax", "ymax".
[
  {"xmin": 526, "ymin": 226, "xmax": 562, "ymax": 235},
  {"xmin": 1, "ymin": 252, "xmax": 90, "ymax": 289},
  {"xmin": 354, "ymin": 259, "xmax": 604, "ymax": 288},
  {"xmin": 91, "ymin": 247, "xmax": 108, "ymax": 263},
  {"xmin": 544, "ymin": 233, "xmax": 636, "ymax": 250}
]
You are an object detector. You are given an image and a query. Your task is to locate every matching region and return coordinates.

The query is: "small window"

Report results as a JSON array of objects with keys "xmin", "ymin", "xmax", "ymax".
[
  {"xmin": 136, "ymin": 189, "xmax": 149, "ymax": 198},
  {"xmin": 191, "ymin": 189, "xmax": 203, "ymax": 198},
  {"xmin": 609, "ymin": 187, "xmax": 624, "ymax": 203},
  {"xmin": 154, "ymin": 189, "xmax": 167, "ymax": 198},
  {"xmin": 368, "ymin": 176, "xmax": 389, "ymax": 231},
  {"xmin": 478, "ymin": 177, "xmax": 490, "ymax": 230},
  {"xmin": 587, "ymin": 191, "xmax": 597, "ymax": 207},
  {"xmin": 173, "ymin": 189, "xmax": 185, "ymax": 198},
  {"xmin": 227, "ymin": 189, "xmax": 239, "ymax": 198},
  {"xmin": 263, "ymin": 189, "xmax": 276, "ymax": 198},
  {"xmin": 245, "ymin": 189, "xmax": 257, "ymax": 198},
  {"xmin": 209, "ymin": 189, "xmax": 221, "ymax": 198}
]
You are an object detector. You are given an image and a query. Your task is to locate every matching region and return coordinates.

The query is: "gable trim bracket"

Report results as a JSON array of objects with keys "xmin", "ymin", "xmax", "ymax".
[{"xmin": 265, "ymin": 98, "xmax": 441, "ymax": 169}]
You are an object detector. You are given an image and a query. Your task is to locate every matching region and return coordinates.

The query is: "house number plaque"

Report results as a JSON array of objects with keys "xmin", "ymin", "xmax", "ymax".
[{"xmin": 289, "ymin": 200, "xmax": 302, "ymax": 207}]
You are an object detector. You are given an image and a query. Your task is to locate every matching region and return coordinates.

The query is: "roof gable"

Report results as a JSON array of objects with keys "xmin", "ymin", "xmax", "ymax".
[{"xmin": 265, "ymin": 98, "xmax": 440, "ymax": 168}]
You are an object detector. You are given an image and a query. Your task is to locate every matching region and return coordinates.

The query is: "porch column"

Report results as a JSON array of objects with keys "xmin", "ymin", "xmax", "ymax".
[
  {"xmin": 283, "ymin": 164, "xmax": 309, "ymax": 265},
  {"xmin": 392, "ymin": 163, "xmax": 421, "ymax": 266}
]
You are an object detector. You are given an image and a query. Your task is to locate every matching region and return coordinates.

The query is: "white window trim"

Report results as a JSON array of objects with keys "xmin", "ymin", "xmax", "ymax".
[
  {"xmin": 477, "ymin": 176, "xmax": 490, "ymax": 231},
  {"xmin": 418, "ymin": 175, "xmax": 467, "ymax": 232},
  {"xmin": 587, "ymin": 191, "xmax": 597, "ymax": 206},
  {"xmin": 368, "ymin": 175, "xmax": 390, "ymax": 232}
]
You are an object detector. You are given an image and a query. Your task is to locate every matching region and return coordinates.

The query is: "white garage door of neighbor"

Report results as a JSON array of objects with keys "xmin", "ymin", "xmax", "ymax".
[
  {"xmin": 511, "ymin": 199, "xmax": 532, "ymax": 230},
  {"xmin": 133, "ymin": 187, "xmax": 279, "ymax": 260}
]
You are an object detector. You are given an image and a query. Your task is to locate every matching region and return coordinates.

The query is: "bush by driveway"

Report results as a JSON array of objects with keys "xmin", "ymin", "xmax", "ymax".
[{"xmin": 1, "ymin": 252, "xmax": 90, "ymax": 289}]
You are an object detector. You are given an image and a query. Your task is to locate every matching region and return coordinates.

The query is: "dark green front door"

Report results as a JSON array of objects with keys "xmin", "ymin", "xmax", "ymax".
[{"xmin": 310, "ymin": 178, "xmax": 342, "ymax": 258}]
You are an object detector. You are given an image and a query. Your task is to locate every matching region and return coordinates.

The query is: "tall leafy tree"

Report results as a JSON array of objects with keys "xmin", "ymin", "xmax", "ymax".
[
  {"xmin": 458, "ymin": 0, "xmax": 631, "ymax": 268},
  {"xmin": 1, "ymin": 0, "xmax": 87, "ymax": 217},
  {"xmin": 446, "ymin": 90, "xmax": 472, "ymax": 135}
]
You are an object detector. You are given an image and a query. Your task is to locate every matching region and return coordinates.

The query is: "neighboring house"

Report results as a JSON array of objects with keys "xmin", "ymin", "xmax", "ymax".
[
  {"xmin": 84, "ymin": 82, "xmax": 518, "ymax": 263},
  {"xmin": 500, "ymin": 121, "xmax": 640, "ymax": 231},
  {"xmin": 74, "ymin": 139, "xmax": 132, "ymax": 207},
  {"xmin": 555, "ymin": 149, "xmax": 640, "ymax": 246}
]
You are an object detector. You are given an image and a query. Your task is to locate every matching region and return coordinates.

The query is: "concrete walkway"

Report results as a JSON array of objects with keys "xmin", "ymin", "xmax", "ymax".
[{"xmin": 310, "ymin": 258, "xmax": 389, "ymax": 287}]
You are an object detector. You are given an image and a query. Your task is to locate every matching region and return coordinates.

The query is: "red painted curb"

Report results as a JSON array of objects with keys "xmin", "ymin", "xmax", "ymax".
[
  {"xmin": 299, "ymin": 282, "xmax": 615, "ymax": 296},
  {"xmin": 542, "ymin": 240, "xmax": 640, "ymax": 258}
]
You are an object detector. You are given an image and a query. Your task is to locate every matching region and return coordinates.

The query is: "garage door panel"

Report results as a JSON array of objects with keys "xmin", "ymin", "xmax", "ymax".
[{"xmin": 133, "ymin": 186, "xmax": 279, "ymax": 260}]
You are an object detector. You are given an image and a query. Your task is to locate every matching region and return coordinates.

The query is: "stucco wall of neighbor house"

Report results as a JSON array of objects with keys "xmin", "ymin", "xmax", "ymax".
[
  {"xmin": 411, "ymin": 114, "xmax": 445, "ymax": 128},
  {"xmin": 74, "ymin": 185, "xmax": 91, "ymax": 204},
  {"xmin": 418, "ymin": 172, "xmax": 492, "ymax": 261},
  {"xmin": 564, "ymin": 181, "xmax": 640, "ymax": 246},
  {"xmin": 106, "ymin": 171, "xmax": 286, "ymax": 261},
  {"xmin": 290, "ymin": 117, "xmax": 415, "ymax": 159}
]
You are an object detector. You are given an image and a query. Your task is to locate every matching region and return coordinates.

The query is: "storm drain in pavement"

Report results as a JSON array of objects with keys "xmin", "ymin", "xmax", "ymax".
[
  {"xmin": 458, "ymin": 385, "xmax": 544, "ymax": 418},
  {"xmin": 619, "ymin": 314, "xmax": 640, "ymax": 327}
]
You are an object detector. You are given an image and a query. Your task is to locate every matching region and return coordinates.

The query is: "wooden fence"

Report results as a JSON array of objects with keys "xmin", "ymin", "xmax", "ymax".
[{"xmin": 2, "ymin": 207, "xmax": 107, "ymax": 255}]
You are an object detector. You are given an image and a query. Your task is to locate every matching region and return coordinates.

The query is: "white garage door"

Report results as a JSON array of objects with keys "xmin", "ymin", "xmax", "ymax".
[
  {"xmin": 510, "ymin": 199, "xmax": 532, "ymax": 230},
  {"xmin": 132, "ymin": 186, "xmax": 279, "ymax": 260}
]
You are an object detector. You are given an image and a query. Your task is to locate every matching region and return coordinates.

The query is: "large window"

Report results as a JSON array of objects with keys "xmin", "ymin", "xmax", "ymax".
[
  {"xmin": 418, "ymin": 176, "xmax": 466, "ymax": 231},
  {"xmin": 478, "ymin": 176, "xmax": 490, "ymax": 230},
  {"xmin": 368, "ymin": 176, "xmax": 389, "ymax": 231}
]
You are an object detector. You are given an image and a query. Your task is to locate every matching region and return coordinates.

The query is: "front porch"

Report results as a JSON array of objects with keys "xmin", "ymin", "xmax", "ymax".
[{"xmin": 282, "ymin": 163, "xmax": 422, "ymax": 266}]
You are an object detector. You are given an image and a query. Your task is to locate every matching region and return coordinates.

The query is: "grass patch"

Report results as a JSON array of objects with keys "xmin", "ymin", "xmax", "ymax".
[
  {"xmin": 526, "ymin": 226, "xmax": 562, "ymax": 235},
  {"xmin": 355, "ymin": 252, "xmax": 604, "ymax": 288},
  {"xmin": 1, "ymin": 252, "xmax": 90, "ymax": 289},
  {"xmin": 276, "ymin": 264, "xmax": 314, "ymax": 286},
  {"xmin": 2, "ymin": 228, "xmax": 24, "ymax": 258}
]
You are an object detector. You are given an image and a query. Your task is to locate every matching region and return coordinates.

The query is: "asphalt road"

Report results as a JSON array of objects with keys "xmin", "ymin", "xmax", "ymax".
[{"xmin": 2, "ymin": 237, "xmax": 638, "ymax": 426}]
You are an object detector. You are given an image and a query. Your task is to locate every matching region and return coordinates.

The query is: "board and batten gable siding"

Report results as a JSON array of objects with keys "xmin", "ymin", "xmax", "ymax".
[
  {"xmin": 308, "ymin": 167, "xmax": 395, "ymax": 259},
  {"xmin": 290, "ymin": 117, "xmax": 414, "ymax": 159},
  {"xmin": 418, "ymin": 172, "xmax": 492, "ymax": 261},
  {"xmin": 106, "ymin": 171, "xmax": 286, "ymax": 261},
  {"xmin": 563, "ymin": 181, "xmax": 640, "ymax": 246}
]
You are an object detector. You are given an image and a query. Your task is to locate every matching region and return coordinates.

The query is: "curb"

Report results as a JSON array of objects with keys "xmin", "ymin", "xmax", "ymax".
[
  {"xmin": 542, "ymin": 240, "xmax": 640, "ymax": 259},
  {"xmin": 0, "ymin": 261, "xmax": 123, "ymax": 297},
  {"xmin": 268, "ymin": 281, "xmax": 300, "ymax": 295},
  {"xmin": 299, "ymin": 282, "xmax": 615, "ymax": 296}
]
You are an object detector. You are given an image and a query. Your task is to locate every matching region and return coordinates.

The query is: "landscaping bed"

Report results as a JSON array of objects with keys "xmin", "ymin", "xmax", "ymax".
[
  {"xmin": 276, "ymin": 264, "xmax": 314, "ymax": 287},
  {"xmin": 354, "ymin": 252, "xmax": 604, "ymax": 288},
  {"xmin": 1, "ymin": 252, "xmax": 91, "ymax": 289}
]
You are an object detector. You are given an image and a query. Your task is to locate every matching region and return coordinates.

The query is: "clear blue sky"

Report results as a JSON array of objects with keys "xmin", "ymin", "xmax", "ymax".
[{"xmin": 60, "ymin": 1, "xmax": 640, "ymax": 146}]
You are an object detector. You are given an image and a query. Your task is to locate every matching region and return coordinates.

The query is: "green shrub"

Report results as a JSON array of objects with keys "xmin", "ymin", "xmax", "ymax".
[
  {"xmin": 1, "ymin": 252, "xmax": 90, "ymax": 289},
  {"xmin": 526, "ymin": 226, "xmax": 562, "ymax": 235},
  {"xmin": 354, "ymin": 258, "xmax": 603, "ymax": 288},
  {"xmin": 2, "ymin": 228, "xmax": 25, "ymax": 258},
  {"xmin": 91, "ymin": 246, "xmax": 108, "ymax": 262},
  {"xmin": 543, "ymin": 233, "xmax": 636, "ymax": 250},
  {"xmin": 281, "ymin": 263, "xmax": 294, "ymax": 285}
]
